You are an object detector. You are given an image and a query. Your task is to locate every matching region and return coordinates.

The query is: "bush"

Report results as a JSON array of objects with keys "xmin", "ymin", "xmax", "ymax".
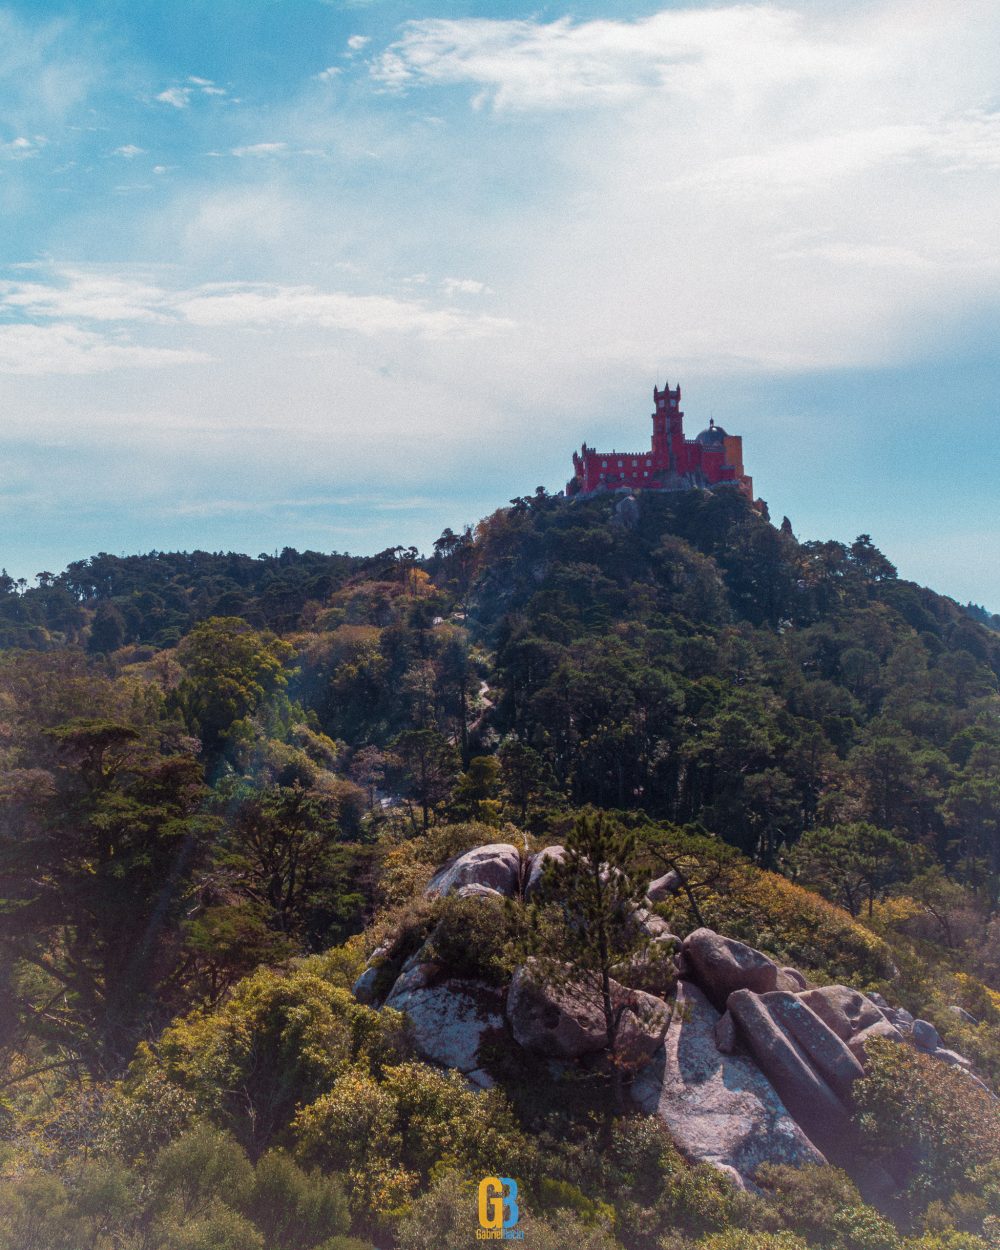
[
  {"xmin": 422, "ymin": 894, "xmax": 525, "ymax": 985},
  {"xmin": 294, "ymin": 1061, "xmax": 531, "ymax": 1231},
  {"xmin": 150, "ymin": 1126, "xmax": 254, "ymax": 1221},
  {"xmin": 602, "ymin": 1117, "xmax": 758, "ymax": 1245},
  {"xmin": 243, "ymin": 1149, "xmax": 350, "ymax": 1249},
  {"xmin": 696, "ymin": 1234, "xmax": 809, "ymax": 1250},
  {"xmin": 121, "ymin": 965, "xmax": 408, "ymax": 1155},
  {"xmin": 0, "ymin": 1171, "xmax": 74, "ymax": 1250},
  {"xmin": 156, "ymin": 1203, "xmax": 265, "ymax": 1250},
  {"xmin": 754, "ymin": 1164, "xmax": 898, "ymax": 1249},
  {"xmin": 853, "ymin": 1040, "xmax": 1000, "ymax": 1210},
  {"xmin": 292, "ymin": 1068, "xmax": 401, "ymax": 1174},
  {"xmin": 395, "ymin": 1171, "xmax": 619, "ymax": 1250}
]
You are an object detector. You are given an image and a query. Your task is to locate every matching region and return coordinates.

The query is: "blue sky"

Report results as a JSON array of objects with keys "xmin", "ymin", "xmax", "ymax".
[{"xmin": 1, "ymin": 0, "xmax": 999, "ymax": 607}]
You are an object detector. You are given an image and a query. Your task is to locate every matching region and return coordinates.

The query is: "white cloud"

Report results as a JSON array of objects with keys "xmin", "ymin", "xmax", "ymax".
[
  {"xmin": 113, "ymin": 143, "xmax": 145, "ymax": 158},
  {"xmin": 0, "ymin": 266, "xmax": 516, "ymax": 358},
  {"xmin": 156, "ymin": 86, "xmax": 191, "ymax": 109},
  {"xmin": 1, "ymin": 135, "xmax": 42, "ymax": 159},
  {"xmin": 0, "ymin": 323, "xmax": 208, "ymax": 375},
  {"xmin": 155, "ymin": 78, "xmax": 226, "ymax": 109},
  {"xmin": 176, "ymin": 282, "xmax": 514, "ymax": 339},
  {"xmin": 231, "ymin": 142, "xmax": 288, "ymax": 157},
  {"xmin": 0, "ymin": 11, "xmax": 101, "ymax": 130},
  {"xmin": 359, "ymin": 3, "xmax": 1000, "ymax": 376},
  {"xmin": 441, "ymin": 277, "xmax": 493, "ymax": 296},
  {"xmin": 0, "ymin": 267, "xmax": 175, "ymax": 322},
  {"xmin": 347, "ymin": 35, "xmax": 371, "ymax": 52},
  {"xmin": 315, "ymin": 66, "xmax": 342, "ymax": 81}
]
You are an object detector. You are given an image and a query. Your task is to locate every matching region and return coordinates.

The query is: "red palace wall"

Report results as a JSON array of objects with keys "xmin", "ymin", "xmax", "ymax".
[{"xmin": 569, "ymin": 383, "xmax": 753, "ymax": 499}]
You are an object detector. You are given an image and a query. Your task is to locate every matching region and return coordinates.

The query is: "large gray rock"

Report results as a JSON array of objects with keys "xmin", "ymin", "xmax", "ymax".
[
  {"xmin": 883, "ymin": 1006, "xmax": 914, "ymax": 1033},
  {"xmin": 798, "ymin": 985, "xmax": 886, "ymax": 1042},
  {"xmin": 632, "ymin": 981, "xmax": 824, "ymax": 1188},
  {"xmin": 352, "ymin": 964, "xmax": 383, "ymax": 1006},
  {"xmin": 777, "ymin": 967, "xmax": 809, "ymax": 991},
  {"xmin": 629, "ymin": 906, "xmax": 678, "ymax": 942},
  {"xmin": 507, "ymin": 964, "xmax": 608, "ymax": 1060},
  {"xmin": 613, "ymin": 494, "xmax": 640, "ymax": 529},
  {"xmin": 757, "ymin": 991, "xmax": 866, "ymax": 1102},
  {"xmin": 727, "ymin": 989, "xmax": 855, "ymax": 1161},
  {"xmin": 384, "ymin": 960, "xmax": 441, "ymax": 1001},
  {"xmin": 647, "ymin": 870, "xmax": 682, "ymax": 902},
  {"xmin": 352, "ymin": 941, "xmax": 393, "ymax": 1006},
  {"xmin": 912, "ymin": 1019, "xmax": 941, "ymax": 1052},
  {"xmin": 714, "ymin": 1010, "xmax": 740, "ymax": 1055},
  {"xmin": 681, "ymin": 928, "xmax": 779, "ymax": 1009},
  {"xmin": 613, "ymin": 989, "xmax": 672, "ymax": 1072},
  {"xmin": 934, "ymin": 1047, "xmax": 972, "ymax": 1070},
  {"xmin": 426, "ymin": 843, "xmax": 521, "ymax": 899},
  {"xmin": 385, "ymin": 975, "xmax": 504, "ymax": 1077},
  {"xmin": 506, "ymin": 963, "xmax": 668, "ymax": 1071},
  {"xmin": 524, "ymin": 845, "xmax": 566, "ymax": 899},
  {"xmin": 455, "ymin": 883, "xmax": 504, "ymax": 900}
]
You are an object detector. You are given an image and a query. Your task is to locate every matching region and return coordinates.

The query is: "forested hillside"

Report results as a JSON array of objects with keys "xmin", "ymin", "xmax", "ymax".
[{"xmin": 0, "ymin": 487, "xmax": 997, "ymax": 1249}]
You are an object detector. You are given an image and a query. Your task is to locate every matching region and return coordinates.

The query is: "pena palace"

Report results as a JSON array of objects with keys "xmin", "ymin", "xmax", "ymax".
[{"xmin": 568, "ymin": 382, "xmax": 754, "ymax": 501}]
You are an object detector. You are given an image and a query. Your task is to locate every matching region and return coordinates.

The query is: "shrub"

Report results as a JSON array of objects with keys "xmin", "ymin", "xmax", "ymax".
[
  {"xmin": 696, "ymin": 1233, "xmax": 809, "ymax": 1250},
  {"xmin": 604, "ymin": 1117, "xmax": 757, "ymax": 1245},
  {"xmin": 293, "ymin": 1068, "xmax": 401, "ymax": 1174},
  {"xmin": 900, "ymin": 1234, "xmax": 989, "ymax": 1250},
  {"xmin": 394, "ymin": 1171, "xmax": 478, "ymax": 1250},
  {"xmin": 150, "ymin": 1126, "xmax": 254, "ymax": 1221},
  {"xmin": 156, "ymin": 1203, "xmax": 264, "ymax": 1250},
  {"xmin": 395, "ymin": 1171, "xmax": 619, "ymax": 1250},
  {"xmin": 243, "ymin": 1149, "xmax": 350, "ymax": 1250},
  {"xmin": 122, "ymin": 965, "xmax": 408, "ymax": 1155},
  {"xmin": 422, "ymin": 894, "xmax": 525, "ymax": 985},
  {"xmin": 0, "ymin": 1171, "xmax": 74, "ymax": 1250},
  {"xmin": 853, "ymin": 1040, "xmax": 1000, "ymax": 1210},
  {"xmin": 294, "ymin": 1062, "xmax": 531, "ymax": 1231},
  {"xmin": 754, "ymin": 1164, "xmax": 898, "ymax": 1249}
]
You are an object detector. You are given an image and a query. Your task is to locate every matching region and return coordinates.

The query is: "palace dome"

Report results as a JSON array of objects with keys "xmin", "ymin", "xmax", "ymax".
[{"xmin": 695, "ymin": 421, "xmax": 727, "ymax": 446}]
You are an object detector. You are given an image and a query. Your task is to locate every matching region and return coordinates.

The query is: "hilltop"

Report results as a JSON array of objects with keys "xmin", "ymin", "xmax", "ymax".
[{"xmin": 0, "ymin": 487, "xmax": 997, "ymax": 1248}]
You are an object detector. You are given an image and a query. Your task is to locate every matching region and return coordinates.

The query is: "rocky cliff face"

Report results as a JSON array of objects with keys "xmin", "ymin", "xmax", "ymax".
[{"xmin": 353, "ymin": 841, "xmax": 990, "ymax": 1193}]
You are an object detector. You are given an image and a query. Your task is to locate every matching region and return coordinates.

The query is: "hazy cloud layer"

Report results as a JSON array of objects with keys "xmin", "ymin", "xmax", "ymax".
[{"xmin": 1, "ymin": 0, "xmax": 999, "ymax": 603}]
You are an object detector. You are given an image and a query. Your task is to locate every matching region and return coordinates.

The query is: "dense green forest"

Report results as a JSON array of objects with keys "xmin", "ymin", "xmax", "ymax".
[{"xmin": 0, "ymin": 487, "xmax": 997, "ymax": 1249}]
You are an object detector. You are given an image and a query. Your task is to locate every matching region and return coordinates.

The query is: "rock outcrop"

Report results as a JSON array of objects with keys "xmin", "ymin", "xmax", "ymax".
[
  {"xmin": 524, "ymin": 845, "xmax": 566, "ymax": 899},
  {"xmin": 799, "ymin": 985, "xmax": 885, "ymax": 1042},
  {"xmin": 352, "ymin": 841, "xmax": 994, "ymax": 1197},
  {"xmin": 727, "ymin": 989, "xmax": 855, "ymax": 1163},
  {"xmin": 680, "ymin": 928, "xmax": 780, "ymax": 1009},
  {"xmin": 506, "ymin": 962, "xmax": 669, "ymax": 1070},
  {"xmin": 646, "ymin": 870, "xmax": 682, "ymax": 901},
  {"xmin": 755, "ymin": 991, "xmax": 866, "ymax": 1102},
  {"xmin": 848, "ymin": 1018, "xmax": 905, "ymax": 1063},
  {"xmin": 426, "ymin": 843, "xmax": 521, "ymax": 898},
  {"xmin": 632, "ymin": 981, "xmax": 824, "ymax": 1187},
  {"xmin": 385, "ymin": 970, "xmax": 504, "ymax": 1088},
  {"xmin": 912, "ymin": 1019, "xmax": 941, "ymax": 1052}
]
